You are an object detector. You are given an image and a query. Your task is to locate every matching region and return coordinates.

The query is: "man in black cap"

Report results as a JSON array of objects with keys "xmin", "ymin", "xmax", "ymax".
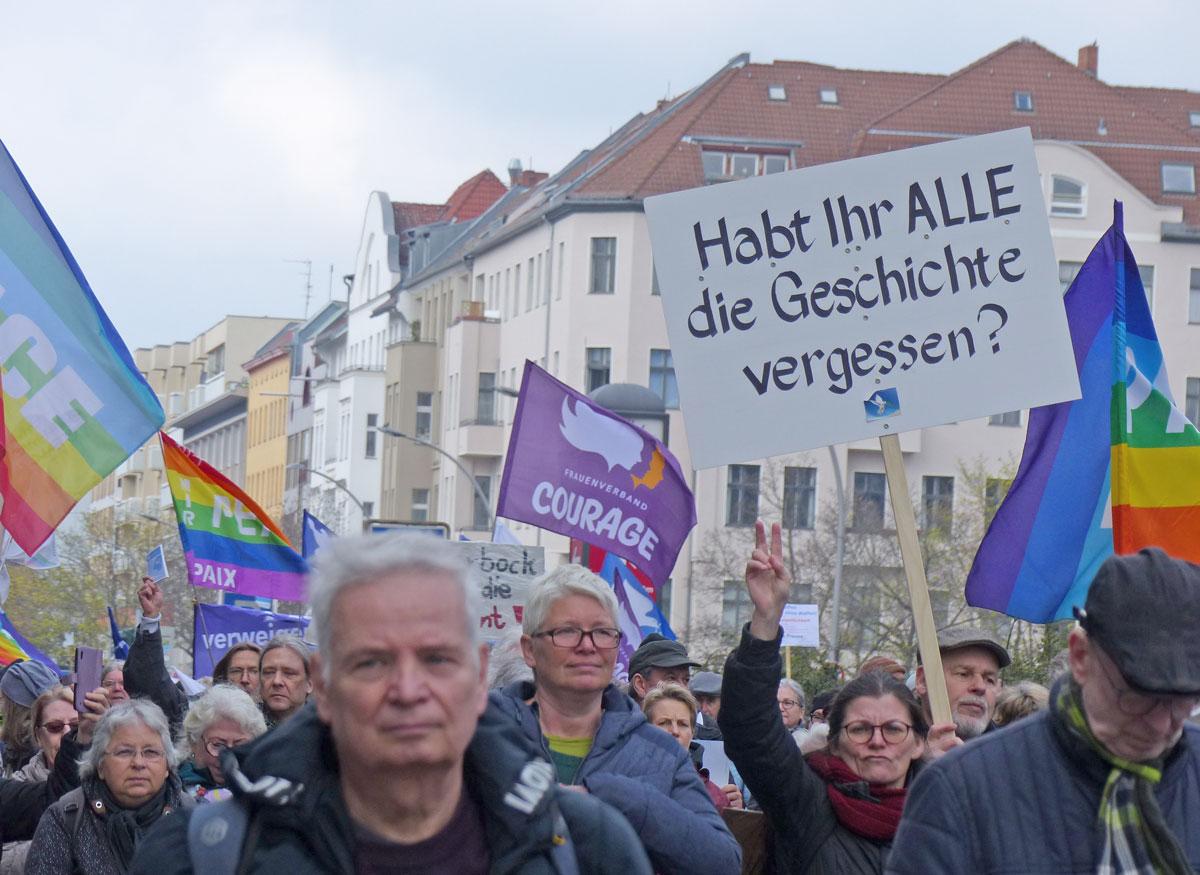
[
  {"xmin": 626, "ymin": 633, "xmax": 701, "ymax": 706},
  {"xmin": 689, "ymin": 671, "xmax": 723, "ymax": 741},
  {"xmin": 887, "ymin": 548, "xmax": 1200, "ymax": 874},
  {"xmin": 914, "ymin": 624, "xmax": 1011, "ymax": 743}
]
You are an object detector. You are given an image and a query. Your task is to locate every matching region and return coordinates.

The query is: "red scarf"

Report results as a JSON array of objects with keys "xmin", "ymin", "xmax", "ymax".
[{"xmin": 805, "ymin": 752, "xmax": 907, "ymax": 841}]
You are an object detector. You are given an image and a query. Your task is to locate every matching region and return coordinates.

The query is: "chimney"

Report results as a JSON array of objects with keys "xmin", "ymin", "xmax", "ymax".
[
  {"xmin": 1077, "ymin": 43, "xmax": 1098, "ymax": 78},
  {"xmin": 507, "ymin": 158, "xmax": 523, "ymax": 188}
]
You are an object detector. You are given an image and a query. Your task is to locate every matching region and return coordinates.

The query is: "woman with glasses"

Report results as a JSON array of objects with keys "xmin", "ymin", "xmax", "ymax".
[
  {"xmin": 2, "ymin": 687, "xmax": 77, "ymax": 874},
  {"xmin": 489, "ymin": 564, "xmax": 742, "ymax": 874},
  {"xmin": 720, "ymin": 522, "xmax": 931, "ymax": 874},
  {"xmin": 176, "ymin": 684, "xmax": 266, "ymax": 803},
  {"xmin": 26, "ymin": 699, "xmax": 190, "ymax": 875}
]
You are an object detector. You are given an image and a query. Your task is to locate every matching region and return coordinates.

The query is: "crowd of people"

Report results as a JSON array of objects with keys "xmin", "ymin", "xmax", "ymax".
[{"xmin": 0, "ymin": 521, "xmax": 1194, "ymax": 873}]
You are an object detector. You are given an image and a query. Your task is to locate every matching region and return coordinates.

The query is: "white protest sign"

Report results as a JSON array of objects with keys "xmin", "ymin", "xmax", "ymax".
[
  {"xmin": 452, "ymin": 542, "xmax": 544, "ymax": 644},
  {"xmin": 696, "ymin": 739, "xmax": 731, "ymax": 786},
  {"xmin": 780, "ymin": 603, "xmax": 819, "ymax": 648},
  {"xmin": 644, "ymin": 128, "xmax": 1079, "ymax": 469}
]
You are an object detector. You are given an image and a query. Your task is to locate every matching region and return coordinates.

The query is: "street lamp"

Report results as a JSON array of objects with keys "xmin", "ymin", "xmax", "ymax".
[
  {"xmin": 374, "ymin": 425, "xmax": 494, "ymax": 533},
  {"xmin": 284, "ymin": 463, "xmax": 366, "ymax": 514}
]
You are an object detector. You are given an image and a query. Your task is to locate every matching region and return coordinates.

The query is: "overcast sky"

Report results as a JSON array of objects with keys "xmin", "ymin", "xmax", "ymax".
[{"xmin": 3, "ymin": 1, "xmax": 1197, "ymax": 351}]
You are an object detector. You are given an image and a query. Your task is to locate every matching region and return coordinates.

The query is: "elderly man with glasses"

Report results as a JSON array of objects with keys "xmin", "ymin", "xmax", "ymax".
[
  {"xmin": 491, "ymin": 564, "xmax": 741, "ymax": 875},
  {"xmin": 888, "ymin": 548, "xmax": 1200, "ymax": 874}
]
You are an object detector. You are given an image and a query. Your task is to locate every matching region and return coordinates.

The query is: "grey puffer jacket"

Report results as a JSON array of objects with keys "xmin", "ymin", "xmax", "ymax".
[
  {"xmin": 26, "ymin": 776, "xmax": 191, "ymax": 875},
  {"xmin": 490, "ymin": 682, "xmax": 742, "ymax": 875},
  {"xmin": 886, "ymin": 680, "xmax": 1200, "ymax": 874},
  {"xmin": 1, "ymin": 754, "xmax": 51, "ymax": 875}
]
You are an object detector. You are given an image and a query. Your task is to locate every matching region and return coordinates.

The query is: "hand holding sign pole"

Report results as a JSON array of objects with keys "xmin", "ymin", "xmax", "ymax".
[{"xmin": 645, "ymin": 129, "xmax": 1082, "ymax": 726}]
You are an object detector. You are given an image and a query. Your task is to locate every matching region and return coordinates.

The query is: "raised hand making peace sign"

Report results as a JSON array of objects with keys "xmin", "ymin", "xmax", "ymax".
[{"xmin": 745, "ymin": 520, "xmax": 791, "ymax": 641}]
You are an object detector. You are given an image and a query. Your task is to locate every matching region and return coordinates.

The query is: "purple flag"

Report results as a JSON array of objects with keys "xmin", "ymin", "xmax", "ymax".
[{"xmin": 497, "ymin": 361, "xmax": 696, "ymax": 586}]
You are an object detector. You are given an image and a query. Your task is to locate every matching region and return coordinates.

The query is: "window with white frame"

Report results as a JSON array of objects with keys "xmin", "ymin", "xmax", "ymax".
[
  {"xmin": 702, "ymin": 151, "xmax": 790, "ymax": 184},
  {"xmin": 783, "ymin": 466, "xmax": 816, "ymax": 530},
  {"xmin": 365, "ymin": 413, "xmax": 378, "ymax": 459},
  {"xmin": 586, "ymin": 347, "xmax": 611, "ymax": 392},
  {"xmin": 819, "ymin": 88, "xmax": 839, "ymax": 105},
  {"xmin": 1190, "ymin": 111, "xmax": 1200, "ymax": 128},
  {"xmin": 1162, "ymin": 163, "xmax": 1196, "ymax": 194},
  {"xmin": 1137, "ymin": 265, "xmax": 1155, "ymax": 309},
  {"xmin": 768, "ymin": 85, "xmax": 787, "ymax": 101},
  {"xmin": 648, "ymin": 349, "xmax": 678, "ymax": 408},
  {"xmin": 726, "ymin": 464, "xmax": 760, "ymax": 527},
  {"xmin": 411, "ymin": 488, "xmax": 430, "ymax": 522},
  {"xmin": 589, "ymin": 238, "xmax": 616, "ymax": 294},
  {"xmin": 477, "ymin": 373, "xmax": 496, "ymax": 425},
  {"xmin": 1059, "ymin": 261, "xmax": 1083, "ymax": 295},
  {"xmin": 415, "ymin": 391, "xmax": 433, "ymax": 440},
  {"xmin": 1049, "ymin": 176, "xmax": 1085, "ymax": 217}
]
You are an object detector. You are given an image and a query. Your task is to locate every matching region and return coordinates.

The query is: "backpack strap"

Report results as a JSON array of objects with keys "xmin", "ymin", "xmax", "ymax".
[{"xmin": 187, "ymin": 797, "xmax": 251, "ymax": 875}]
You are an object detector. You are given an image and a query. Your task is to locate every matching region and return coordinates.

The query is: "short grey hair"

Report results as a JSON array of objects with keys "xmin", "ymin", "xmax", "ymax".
[
  {"xmin": 487, "ymin": 629, "xmax": 534, "ymax": 690},
  {"xmin": 80, "ymin": 699, "xmax": 179, "ymax": 781},
  {"xmin": 307, "ymin": 533, "xmax": 484, "ymax": 680},
  {"xmin": 522, "ymin": 564, "xmax": 619, "ymax": 636},
  {"xmin": 177, "ymin": 684, "xmax": 267, "ymax": 759},
  {"xmin": 102, "ymin": 661, "xmax": 124, "ymax": 681},
  {"xmin": 779, "ymin": 678, "xmax": 806, "ymax": 710}
]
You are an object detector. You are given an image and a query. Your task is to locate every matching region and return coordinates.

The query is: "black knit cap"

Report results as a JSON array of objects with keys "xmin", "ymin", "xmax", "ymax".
[{"xmin": 1073, "ymin": 547, "xmax": 1200, "ymax": 695}]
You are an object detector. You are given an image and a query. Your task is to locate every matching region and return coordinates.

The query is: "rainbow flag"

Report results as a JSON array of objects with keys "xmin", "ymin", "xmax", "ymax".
[
  {"xmin": 160, "ymin": 432, "xmax": 307, "ymax": 602},
  {"xmin": 966, "ymin": 202, "xmax": 1200, "ymax": 622},
  {"xmin": 0, "ymin": 609, "xmax": 59, "ymax": 670},
  {"xmin": 0, "ymin": 141, "xmax": 164, "ymax": 554}
]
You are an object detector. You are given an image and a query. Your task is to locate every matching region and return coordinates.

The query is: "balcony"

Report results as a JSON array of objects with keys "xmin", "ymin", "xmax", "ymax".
[{"xmin": 452, "ymin": 420, "xmax": 504, "ymax": 458}]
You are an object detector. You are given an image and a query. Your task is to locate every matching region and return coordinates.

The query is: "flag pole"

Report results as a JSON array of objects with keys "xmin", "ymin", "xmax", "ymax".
[
  {"xmin": 879, "ymin": 434, "xmax": 951, "ymax": 725},
  {"xmin": 784, "ymin": 644, "xmax": 792, "ymax": 679}
]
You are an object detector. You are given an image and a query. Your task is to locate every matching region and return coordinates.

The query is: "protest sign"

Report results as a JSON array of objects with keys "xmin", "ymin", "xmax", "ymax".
[
  {"xmin": 192, "ymin": 602, "xmax": 309, "ymax": 679},
  {"xmin": 780, "ymin": 603, "xmax": 819, "ymax": 648},
  {"xmin": 146, "ymin": 545, "xmax": 168, "ymax": 582},
  {"xmin": 497, "ymin": 361, "xmax": 696, "ymax": 587},
  {"xmin": 644, "ymin": 128, "xmax": 1079, "ymax": 469},
  {"xmin": 452, "ymin": 541, "xmax": 544, "ymax": 644}
]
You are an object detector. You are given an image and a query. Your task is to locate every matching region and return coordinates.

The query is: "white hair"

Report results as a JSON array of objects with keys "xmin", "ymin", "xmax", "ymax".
[
  {"xmin": 522, "ymin": 564, "xmax": 619, "ymax": 635},
  {"xmin": 177, "ymin": 684, "xmax": 267, "ymax": 759},
  {"xmin": 307, "ymin": 533, "xmax": 484, "ymax": 680},
  {"xmin": 80, "ymin": 699, "xmax": 179, "ymax": 781},
  {"xmin": 779, "ymin": 678, "xmax": 806, "ymax": 709}
]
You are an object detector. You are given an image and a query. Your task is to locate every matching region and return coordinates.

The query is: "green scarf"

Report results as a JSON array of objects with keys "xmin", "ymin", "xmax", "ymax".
[{"xmin": 1053, "ymin": 681, "xmax": 1191, "ymax": 874}]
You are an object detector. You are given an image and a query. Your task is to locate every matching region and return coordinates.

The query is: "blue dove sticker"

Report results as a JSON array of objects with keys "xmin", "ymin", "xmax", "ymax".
[{"xmin": 864, "ymin": 388, "xmax": 900, "ymax": 420}]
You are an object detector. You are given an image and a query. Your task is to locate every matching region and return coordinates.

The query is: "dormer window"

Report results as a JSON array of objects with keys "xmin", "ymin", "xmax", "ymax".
[
  {"xmin": 702, "ymin": 151, "xmax": 792, "ymax": 183},
  {"xmin": 1162, "ymin": 163, "xmax": 1196, "ymax": 194},
  {"xmin": 819, "ymin": 88, "xmax": 839, "ymax": 105},
  {"xmin": 1013, "ymin": 91, "xmax": 1034, "ymax": 112},
  {"xmin": 768, "ymin": 85, "xmax": 787, "ymax": 101},
  {"xmin": 1190, "ymin": 111, "xmax": 1200, "ymax": 128},
  {"xmin": 1049, "ymin": 175, "xmax": 1086, "ymax": 217}
]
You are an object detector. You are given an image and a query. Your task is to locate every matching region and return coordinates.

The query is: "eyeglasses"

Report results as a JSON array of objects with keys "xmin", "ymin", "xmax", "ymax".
[
  {"xmin": 226, "ymin": 667, "xmax": 259, "ymax": 681},
  {"xmin": 202, "ymin": 736, "xmax": 250, "ymax": 758},
  {"xmin": 1094, "ymin": 651, "xmax": 1199, "ymax": 720},
  {"xmin": 39, "ymin": 720, "xmax": 79, "ymax": 735},
  {"xmin": 106, "ymin": 747, "xmax": 166, "ymax": 764},
  {"xmin": 778, "ymin": 699, "xmax": 803, "ymax": 710},
  {"xmin": 533, "ymin": 627, "xmax": 622, "ymax": 650},
  {"xmin": 842, "ymin": 721, "xmax": 913, "ymax": 745}
]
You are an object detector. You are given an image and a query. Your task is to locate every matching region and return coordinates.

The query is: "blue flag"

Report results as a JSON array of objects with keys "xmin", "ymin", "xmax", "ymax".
[
  {"xmin": 193, "ymin": 602, "xmax": 309, "ymax": 679},
  {"xmin": 107, "ymin": 606, "xmax": 130, "ymax": 660},
  {"xmin": 302, "ymin": 510, "xmax": 334, "ymax": 561}
]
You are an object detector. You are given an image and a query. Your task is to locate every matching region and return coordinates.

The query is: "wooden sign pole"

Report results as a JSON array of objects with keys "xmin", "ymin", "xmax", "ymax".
[{"xmin": 879, "ymin": 433, "xmax": 952, "ymax": 725}]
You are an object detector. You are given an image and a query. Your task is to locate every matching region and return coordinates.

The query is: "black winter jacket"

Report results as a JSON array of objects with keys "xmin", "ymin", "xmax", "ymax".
[
  {"xmin": 129, "ymin": 701, "xmax": 653, "ymax": 875},
  {"xmin": 720, "ymin": 626, "xmax": 906, "ymax": 875},
  {"xmin": 123, "ymin": 624, "xmax": 189, "ymax": 737},
  {"xmin": 0, "ymin": 732, "xmax": 84, "ymax": 850},
  {"xmin": 886, "ymin": 686, "xmax": 1200, "ymax": 874}
]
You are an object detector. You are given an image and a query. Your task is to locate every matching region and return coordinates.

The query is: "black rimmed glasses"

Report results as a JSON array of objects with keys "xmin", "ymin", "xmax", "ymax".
[
  {"xmin": 1094, "ymin": 650, "xmax": 1199, "ymax": 720},
  {"xmin": 842, "ymin": 720, "xmax": 913, "ymax": 745},
  {"xmin": 533, "ymin": 627, "xmax": 623, "ymax": 650}
]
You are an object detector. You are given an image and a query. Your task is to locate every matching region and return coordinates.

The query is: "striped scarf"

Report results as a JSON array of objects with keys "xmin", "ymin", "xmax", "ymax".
[{"xmin": 1053, "ymin": 681, "xmax": 1191, "ymax": 874}]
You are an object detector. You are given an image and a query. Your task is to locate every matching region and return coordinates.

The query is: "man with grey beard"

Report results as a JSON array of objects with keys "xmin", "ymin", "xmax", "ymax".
[{"xmin": 915, "ymin": 627, "xmax": 1009, "ymax": 749}]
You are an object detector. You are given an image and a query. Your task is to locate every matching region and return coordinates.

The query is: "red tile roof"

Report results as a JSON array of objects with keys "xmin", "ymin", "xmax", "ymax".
[
  {"xmin": 440, "ymin": 169, "xmax": 508, "ymax": 222},
  {"xmin": 854, "ymin": 40, "xmax": 1200, "ymax": 223}
]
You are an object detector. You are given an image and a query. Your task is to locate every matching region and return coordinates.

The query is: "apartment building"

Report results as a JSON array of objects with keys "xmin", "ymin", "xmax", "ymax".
[
  {"xmin": 244, "ymin": 323, "xmax": 300, "ymax": 525},
  {"xmin": 372, "ymin": 40, "xmax": 1200, "ymax": 662}
]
